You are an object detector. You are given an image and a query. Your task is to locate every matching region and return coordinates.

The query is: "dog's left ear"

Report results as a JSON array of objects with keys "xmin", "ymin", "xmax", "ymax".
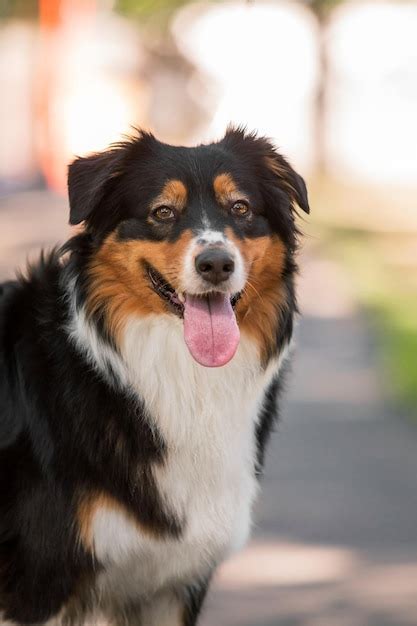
[
  {"xmin": 264, "ymin": 152, "xmax": 310, "ymax": 215},
  {"xmin": 68, "ymin": 149, "xmax": 124, "ymax": 225},
  {"xmin": 221, "ymin": 128, "xmax": 309, "ymax": 215}
]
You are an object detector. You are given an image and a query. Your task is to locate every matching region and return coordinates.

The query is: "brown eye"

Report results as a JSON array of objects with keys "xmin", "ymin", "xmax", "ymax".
[
  {"xmin": 152, "ymin": 206, "xmax": 176, "ymax": 222},
  {"xmin": 231, "ymin": 201, "xmax": 251, "ymax": 217}
]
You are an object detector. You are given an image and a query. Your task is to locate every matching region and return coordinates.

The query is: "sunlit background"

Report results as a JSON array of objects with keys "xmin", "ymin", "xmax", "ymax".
[{"xmin": 1, "ymin": 1, "xmax": 417, "ymax": 625}]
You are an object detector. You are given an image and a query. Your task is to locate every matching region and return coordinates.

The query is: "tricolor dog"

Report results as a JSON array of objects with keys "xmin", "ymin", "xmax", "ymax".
[{"xmin": 0, "ymin": 128, "xmax": 309, "ymax": 625}]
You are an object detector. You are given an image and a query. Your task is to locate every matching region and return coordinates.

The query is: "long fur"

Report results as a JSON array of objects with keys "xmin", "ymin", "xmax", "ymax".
[{"xmin": 0, "ymin": 128, "xmax": 308, "ymax": 625}]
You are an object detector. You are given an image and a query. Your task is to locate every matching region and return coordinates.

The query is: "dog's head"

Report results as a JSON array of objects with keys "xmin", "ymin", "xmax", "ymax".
[{"xmin": 68, "ymin": 128, "xmax": 309, "ymax": 367}]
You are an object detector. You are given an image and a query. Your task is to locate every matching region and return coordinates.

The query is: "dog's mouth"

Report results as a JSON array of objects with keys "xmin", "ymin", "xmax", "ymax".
[
  {"xmin": 146, "ymin": 265, "xmax": 242, "ymax": 316},
  {"xmin": 146, "ymin": 264, "xmax": 241, "ymax": 367},
  {"xmin": 146, "ymin": 264, "xmax": 184, "ymax": 316}
]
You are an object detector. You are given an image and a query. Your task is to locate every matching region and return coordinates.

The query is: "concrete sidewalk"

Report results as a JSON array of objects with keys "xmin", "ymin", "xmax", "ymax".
[{"xmin": 2, "ymin": 191, "xmax": 417, "ymax": 626}]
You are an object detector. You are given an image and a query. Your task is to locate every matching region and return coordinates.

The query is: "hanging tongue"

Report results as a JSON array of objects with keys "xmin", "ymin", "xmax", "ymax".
[{"xmin": 183, "ymin": 293, "xmax": 240, "ymax": 367}]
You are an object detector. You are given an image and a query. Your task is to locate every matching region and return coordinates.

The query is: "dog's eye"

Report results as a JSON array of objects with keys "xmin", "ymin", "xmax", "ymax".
[
  {"xmin": 152, "ymin": 206, "xmax": 176, "ymax": 222},
  {"xmin": 231, "ymin": 201, "xmax": 251, "ymax": 217}
]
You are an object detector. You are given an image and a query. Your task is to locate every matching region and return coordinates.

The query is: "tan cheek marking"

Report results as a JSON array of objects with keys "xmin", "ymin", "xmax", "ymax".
[
  {"xmin": 225, "ymin": 227, "xmax": 288, "ymax": 361},
  {"xmin": 151, "ymin": 179, "xmax": 188, "ymax": 212},
  {"xmin": 86, "ymin": 230, "xmax": 193, "ymax": 344}
]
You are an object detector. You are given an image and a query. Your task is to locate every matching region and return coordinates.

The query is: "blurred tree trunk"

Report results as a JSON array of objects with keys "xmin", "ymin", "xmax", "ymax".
[{"xmin": 308, "ymin": 0, "xmax": 343, "ymax": 174}]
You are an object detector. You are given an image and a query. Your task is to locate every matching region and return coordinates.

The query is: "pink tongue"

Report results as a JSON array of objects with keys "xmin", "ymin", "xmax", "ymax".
[{"xmin": 183, "ymin": 293, "xmax": 240, "ymax": 367}]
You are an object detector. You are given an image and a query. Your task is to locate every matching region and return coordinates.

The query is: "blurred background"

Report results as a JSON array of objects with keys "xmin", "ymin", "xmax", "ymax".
[{"xmin": 1, "ymin": 0, "xmax": 417, "ymax": 624}]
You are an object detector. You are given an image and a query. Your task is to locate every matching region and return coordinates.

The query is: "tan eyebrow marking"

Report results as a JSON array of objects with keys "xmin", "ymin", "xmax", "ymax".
[
  {"xmin": 151, "ymin": 179, "xmax": 188, "ymax": 211},
  {"xmin": 213, "ymin": 173, "xmax": 248, "ymax": 205}
]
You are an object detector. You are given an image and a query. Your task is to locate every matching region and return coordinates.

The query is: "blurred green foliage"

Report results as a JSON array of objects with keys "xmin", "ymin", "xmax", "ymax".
[
  {"xmin": 312, "ymin": 181, "xmax": 417, "ymax": 417},
  {"xmin": 307, "ymin": 0, "xmax": 344, "ymax": 18},
  {"xmin": 114, "ymin": 0, "xmax": 194, "ymax": 29},
  {"xmin": 116, "ymin": 0, "xmax": 189, "ymax": 19},
  {"xmin": 115, "ymin": 0, "xmax": 346, "ymax": 27},
  {"xmin": 0, "ymin": 0, "xmax": 346, "ymax": 24},
  {"xmin": 343, "ymin": 236, "xmax": 417, "ymax": 412},
  {"xmin": 0, "ymin": 0, "xmax": 37, "ymax": 19}
]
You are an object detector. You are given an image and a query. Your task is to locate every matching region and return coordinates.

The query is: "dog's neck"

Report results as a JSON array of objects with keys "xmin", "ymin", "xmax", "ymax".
[{"xmin": 65, "ymin": 274, "xmax": 286, "ymax": 444}]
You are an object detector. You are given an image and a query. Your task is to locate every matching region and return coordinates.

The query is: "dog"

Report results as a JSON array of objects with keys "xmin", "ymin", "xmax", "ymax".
[{"xmin": 0, "ymin": 127, "xmax": 309, "ymax": 625}]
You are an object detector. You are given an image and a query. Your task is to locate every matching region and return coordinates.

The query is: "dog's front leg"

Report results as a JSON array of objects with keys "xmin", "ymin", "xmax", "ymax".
[{"xmin": 137, "ymin": 578, "xmax": 211, "ymax": 626}]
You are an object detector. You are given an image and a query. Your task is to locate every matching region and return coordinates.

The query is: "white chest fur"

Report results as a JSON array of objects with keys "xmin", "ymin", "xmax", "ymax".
[{"xmin": 88, "ymin": 315, "xmax": 280, "ymax": 602}]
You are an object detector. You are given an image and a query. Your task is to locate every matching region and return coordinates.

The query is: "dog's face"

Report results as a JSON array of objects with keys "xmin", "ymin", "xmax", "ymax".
[{"xmin": 68, "ymin": 128, "xmax": 309, "ymax": 367}]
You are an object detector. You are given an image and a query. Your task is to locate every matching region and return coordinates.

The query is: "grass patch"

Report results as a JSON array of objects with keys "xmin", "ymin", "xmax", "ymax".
[
  {"xmin": 374, "ymin": 300, "xmax": 417, "ymax": 408},
  {"xmin": 310, "ymin": 178, "xmax": 417, "ymax": 416}
]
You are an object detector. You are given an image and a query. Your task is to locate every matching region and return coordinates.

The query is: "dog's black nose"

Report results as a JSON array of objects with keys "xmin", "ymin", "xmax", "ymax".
[{"xmin": 195, "ymin": 248, "xmax": 235, "ymax": 285}]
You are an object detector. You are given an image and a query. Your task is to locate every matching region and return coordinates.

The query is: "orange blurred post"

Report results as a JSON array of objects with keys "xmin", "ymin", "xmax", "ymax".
[{"xmin": 37, "ymin": 0, "xmax": 97, "ymax": 192}]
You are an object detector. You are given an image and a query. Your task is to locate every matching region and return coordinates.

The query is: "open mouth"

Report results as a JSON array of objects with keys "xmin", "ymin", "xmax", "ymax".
[
  {"xmin": 146, "ymin": 264, "xmax": 184, "ymax": 316},
  {"xmin": 146, "ymin": 264, "xmax": 242, "ymax": 367},
  {"xmin": 146, "ymin": 264, "xmax": 241, "ymax": 316}
]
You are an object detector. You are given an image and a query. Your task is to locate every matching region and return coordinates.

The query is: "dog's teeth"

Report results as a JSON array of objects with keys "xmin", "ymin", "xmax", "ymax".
[{"xmin": 178, "ymin": 292, "xmax": 185, "ymax": 304}]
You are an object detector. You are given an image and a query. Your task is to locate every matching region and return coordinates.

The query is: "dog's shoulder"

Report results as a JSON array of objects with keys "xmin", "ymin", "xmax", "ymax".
[{"xmin": 0, "ymin": 251, "xmax": 65, "ymax": 449}]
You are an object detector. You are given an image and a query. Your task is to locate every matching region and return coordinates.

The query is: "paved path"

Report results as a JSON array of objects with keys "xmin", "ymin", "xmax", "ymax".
[{"xmin": 1, "ymin": 192, "xmax": 417, "ymax": 626}]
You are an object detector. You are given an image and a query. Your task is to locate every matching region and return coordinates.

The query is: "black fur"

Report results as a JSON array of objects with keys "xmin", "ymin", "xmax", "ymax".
[
  {"xmin": 0, "ymin": 255, "xmax": 180, "ymax": 623},
  {"xmin": 182, "ymin": 575, "xmax": 212, "ymax": 626},
  {"xmin": 0, "ymin": 128, "xmax": 307, "ymax": 624},
  {"xmin": 68, "ymin": 127, "xmax": 308, "ymax": 247}
]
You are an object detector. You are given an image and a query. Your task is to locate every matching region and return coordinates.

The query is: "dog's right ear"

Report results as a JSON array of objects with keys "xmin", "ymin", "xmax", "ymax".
[{"xmin": 68, "ymin": 149, "xmax": 124, "ymax": 225}]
